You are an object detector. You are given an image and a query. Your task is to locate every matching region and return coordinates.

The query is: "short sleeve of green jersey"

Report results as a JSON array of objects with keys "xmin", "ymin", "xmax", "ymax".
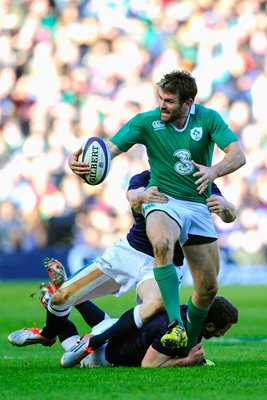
[
  {"xmin": 110, "ymin": 114, "xmax": 144, "ymax": 152},
  {"xmin": 207, "ymin": 109, "xmax": 238, "ymax": 150}
]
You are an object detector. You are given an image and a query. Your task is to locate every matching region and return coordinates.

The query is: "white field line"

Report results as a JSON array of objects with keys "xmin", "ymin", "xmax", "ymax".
[{"xmin": 208, "ymin": 337, "xmax": 267, "ymax": 343}]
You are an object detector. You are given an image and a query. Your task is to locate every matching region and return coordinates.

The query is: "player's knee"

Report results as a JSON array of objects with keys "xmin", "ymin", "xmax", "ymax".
[
  {"xmin": 153, "ymin": 238, "xmax": 172, "ymax": 260},
  {"xmin": 208, "ymin": 281, "xmax": 218, "ymax": 299},
  {"xmin": 201, "ymin": 281, "xmax": 218, "ymax": 303}
]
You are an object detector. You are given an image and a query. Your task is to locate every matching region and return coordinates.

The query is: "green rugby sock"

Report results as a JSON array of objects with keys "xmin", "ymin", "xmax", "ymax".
[
  {"xmin": 153, "ymin": 263, "xmax": 183, "ymax": 327},
  {"xmin": 186, "ymin": 296, "xmax": 209, "ymax": 350}
]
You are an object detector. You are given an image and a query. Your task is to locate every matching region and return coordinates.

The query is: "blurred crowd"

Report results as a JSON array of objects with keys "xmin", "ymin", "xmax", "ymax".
[{"xmin": 0, "ymin": 0, "xmax": 267, "ymax": 268}]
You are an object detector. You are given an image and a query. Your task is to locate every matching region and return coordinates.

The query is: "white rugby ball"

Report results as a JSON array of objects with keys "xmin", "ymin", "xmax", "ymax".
[{"xmin": 79, "ymin": 137, "xmax": 111, "ymax": 185}]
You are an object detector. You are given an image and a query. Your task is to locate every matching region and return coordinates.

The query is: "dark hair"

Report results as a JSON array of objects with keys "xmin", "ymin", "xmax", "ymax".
[
  {"xmin": 156, "ymin": 70, "xmax": 198, "ymax": 104},
  {"xmin": 206, "ymin": 296, "xmax": 239, "ymax": 329}
]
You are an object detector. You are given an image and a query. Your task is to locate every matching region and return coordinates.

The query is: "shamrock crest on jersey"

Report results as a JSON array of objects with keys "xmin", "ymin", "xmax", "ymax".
[{"xmin": 190, "ymin": 127, "xmax": 203, "ymax": 141}]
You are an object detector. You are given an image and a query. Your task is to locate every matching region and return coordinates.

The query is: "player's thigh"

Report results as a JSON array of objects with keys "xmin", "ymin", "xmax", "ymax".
[
  {"xmin": 183, "ymin": 241, "xmax": 219, "ymax": 289},
  {"xmin": 137, "ymin": 278, "xmax": 162, "ymax": 303},
  {"xmin": 146, "ymin": 211, "xmax": 180, "ymax": 244},
  {"xmin": 137, "ymin": 278, "xmax": 164, "ymax": 321}
]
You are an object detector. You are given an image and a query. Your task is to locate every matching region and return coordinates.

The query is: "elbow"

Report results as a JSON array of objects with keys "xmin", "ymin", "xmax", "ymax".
[
  {"xmin": 141, "ymin": 359, "xmax": 149, "ymax": 368},
  {"xmin": 141, "ymin": 360, "xmax": 149, "ymax": 368},
  {"xmin": 141, "ymin": 360, "xmax": 157, "ymax": 368}
]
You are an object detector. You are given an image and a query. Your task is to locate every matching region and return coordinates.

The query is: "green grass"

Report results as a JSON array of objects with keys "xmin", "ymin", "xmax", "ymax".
[{"xmin": 0, "ymin": 283, "xmax": 266, "ymax": 400}]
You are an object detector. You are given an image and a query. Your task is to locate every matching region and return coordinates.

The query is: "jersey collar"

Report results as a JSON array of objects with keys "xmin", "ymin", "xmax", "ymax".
[
  {"xmin": 190, "ymin": 104, "xmax": 196, "ymax": 114},
  {"xmin": 170, "ymin": 104, "xmax": 195, "ymax": 132}
]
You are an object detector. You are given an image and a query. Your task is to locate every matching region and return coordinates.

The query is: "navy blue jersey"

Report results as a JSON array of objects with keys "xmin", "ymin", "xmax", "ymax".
[
  {"xmin": 105, "ymin": 306, "xmax": 190, "ymax": 366},
  {"xmin": 126, "ymin": 170, "xmax": 222, "ymax": 266},
  {"xmin": 126, "ymin": 170, "xmax": 157, "ymax": 258}
]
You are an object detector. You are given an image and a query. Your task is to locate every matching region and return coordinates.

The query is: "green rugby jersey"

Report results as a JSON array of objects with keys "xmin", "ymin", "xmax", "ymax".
[{"xmin": 110, "ymin": 104, "xmax": 238, "ymax": 204}]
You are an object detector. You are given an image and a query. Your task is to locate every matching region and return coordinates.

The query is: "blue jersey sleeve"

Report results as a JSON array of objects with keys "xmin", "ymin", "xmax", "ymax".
[
  {"xmin": 128, "ymin": 170, "xmax": 150, "ymax": 191},
  {"xmin": 211, "ymin": 182, "xmax": 222, "ymax": 196}
]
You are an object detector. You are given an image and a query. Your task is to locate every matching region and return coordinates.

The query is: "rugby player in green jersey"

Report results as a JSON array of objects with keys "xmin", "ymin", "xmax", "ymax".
[{"xmin": 70, "ymin": 70, "xmax": 246, "ymax": 353}]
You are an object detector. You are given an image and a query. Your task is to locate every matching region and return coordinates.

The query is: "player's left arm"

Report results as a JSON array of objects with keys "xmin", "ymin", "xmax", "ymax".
[
  {"xmin": 141, "ymin": 343, "xmax": 205, "ymax": 368},
  {"xmin": 141, "ymin": 345, "xmax": 171, "ymax": 367},
  {"xmin": 206, "ymin": 194, "xmax": 236, "ymax": 223},
  {"xmin": 127, "ymin": 186, "xmax": 168, "ymax": 213},
  {"xmin": 160, "ymin": 343, "xmax": 205, "ymax": 367},
  {"xmin": 193, "ymin": 141, "xmax": 246, "ymax": 194}
]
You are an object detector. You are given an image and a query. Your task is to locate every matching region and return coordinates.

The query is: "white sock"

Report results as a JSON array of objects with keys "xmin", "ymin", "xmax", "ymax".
[
  {"xmin": 133, "ymin": 305, "xmax": 143, "ymax": 329},
  {"xmin": 61, "ymin": 335, "xmax": 80, "ymax": 351},
  {"xmin": 47, "ymin": 302, "xmax": 72, "ymax": 316}
]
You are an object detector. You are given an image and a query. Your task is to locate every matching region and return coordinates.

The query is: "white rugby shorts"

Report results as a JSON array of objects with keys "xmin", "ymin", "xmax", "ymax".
[
  {"xmin": 142, "ymin": 196, "xmax": 217, "ymax": 246},
  {"xmin": 58, "ymin": 237, "xmax": 183, "ymax": 310},
  {"xmin": 96, "ymin": 237, "xmax": 183, "ymax": 297}
]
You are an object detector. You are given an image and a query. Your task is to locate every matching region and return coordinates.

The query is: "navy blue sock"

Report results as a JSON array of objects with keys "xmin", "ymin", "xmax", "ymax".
[
  {"xmin": 75, "ymin": 301, "xmax": 106, "ymax": 328},
  {"xmin": 58, "ymin": 319, "xmax": 79, "ymax": 343},
  {"xmin": 41, "ymin": 310, "xmax": 69, "ymax": 339}
]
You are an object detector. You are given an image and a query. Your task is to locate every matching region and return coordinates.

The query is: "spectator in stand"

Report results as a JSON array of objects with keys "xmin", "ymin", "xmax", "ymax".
[{"xmin": 0, "ymin": 0, "xmax": 266, "ymax": 269}]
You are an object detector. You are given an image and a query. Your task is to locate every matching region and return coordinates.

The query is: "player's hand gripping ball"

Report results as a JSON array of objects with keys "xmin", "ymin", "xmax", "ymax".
[{"xmin": 78, "ymin": 137, "xmax": 111, "ymax": 185}]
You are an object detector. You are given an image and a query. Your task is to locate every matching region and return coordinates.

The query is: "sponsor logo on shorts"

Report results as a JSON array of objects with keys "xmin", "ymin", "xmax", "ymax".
[
  {"xmin": 190, "ymin": 127, "xmax": 203, "ymax": 141},
  {"xmin": 143, "ymin": 203, "xmax": 155, "ymax": 212},
  {"xmin": 142, "ymin": 203, "xmax": 155, "ymax": 215},
  {"xmin": 152, "ymin": 120, "xmax": 165, "ymax": 130}
]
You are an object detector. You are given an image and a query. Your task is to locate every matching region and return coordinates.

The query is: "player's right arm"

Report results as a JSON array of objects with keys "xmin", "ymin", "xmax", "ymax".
[
  {"xmin": 193, "ymin": 141, "xmax": 246, "ymax": 194},
  {"xmin": 68, "ymin": 147, "xmax": 88, "ymax": 176},
  {"xmin": 107, "ymin": 140, "xmax": 122, "ymax": 158}
]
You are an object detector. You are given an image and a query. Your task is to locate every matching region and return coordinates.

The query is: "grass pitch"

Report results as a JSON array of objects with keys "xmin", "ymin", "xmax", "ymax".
[{"xmin": 0, "ymin": 283, "xmax": 266, "ymax": 400}]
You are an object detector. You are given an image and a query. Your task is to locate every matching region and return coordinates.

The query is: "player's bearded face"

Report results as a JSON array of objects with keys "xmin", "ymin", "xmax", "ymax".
[{"xmin": 158, "ymin": 90, "xmax": 186, "ymax": 122}]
